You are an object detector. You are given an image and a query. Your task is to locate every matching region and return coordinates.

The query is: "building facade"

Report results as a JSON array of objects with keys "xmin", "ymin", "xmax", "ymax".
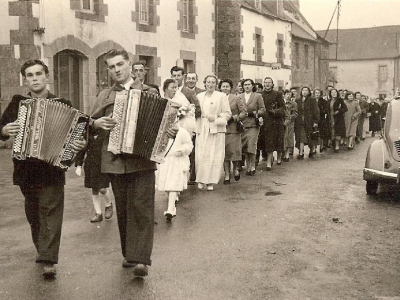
[
  {"xmin": 280, "ymin": 1, "xmax": 330, "ymax": 90},
  {"xmin": 215, "ymin": 0, "xmax": 292, "ymax": 90},
  {"xmin": 318, "ymin": 26, "xmax": 400, "ymax": 99},
  {"xmin": 0, "ymin": 0, "xmax": 215, "ymax": 114}
]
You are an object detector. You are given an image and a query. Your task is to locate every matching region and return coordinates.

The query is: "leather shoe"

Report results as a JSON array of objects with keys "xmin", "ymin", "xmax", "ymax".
[
  {"xmin": 251, "ymin": 170, "xmax": 256, "ymax": 175},
  {"xmin": 90, "ymin": 213, "xmax": 103, "ymax": 223},
  {"xmin": 42, "ymin": 263, "xmax": 56, "ymax": 278},
  {"xmin": 133, "ymin": 264, "xmax": 148, "ymax": 277},
  {"xmin": 246, "ymin": 171, "xmax": 252, "ymax": 176},
  {"xmin": 266, "ymin": 167, "xmax": 272, "ymax": 171},
  {"xmin": 122, "ymin": 258, "xmax": 136, "ymax": 268},
  {"xmin": 234, "ymin": 173, "xmax": 240, "ymax": 181},
  {"xmin": 223, "ymin": 179, "xmax": 230, "ymax": 185},
  {"xmin": 297, "ymin": 154, "xmax": 304, "ymax": 160},
  {"xmin": 104, "ymin": 204, "xmax": 113, "ymax": 219}
]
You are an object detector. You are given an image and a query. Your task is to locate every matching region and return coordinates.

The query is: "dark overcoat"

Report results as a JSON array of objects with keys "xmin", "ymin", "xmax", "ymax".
[
  {"xmin": 294, "ymin": 95, "xmax": 319, "ymax": 147},
  {"xmin": 369, "ymin": 102, "xmax": 382, "ymax": 132},
  {"xmin": 328, "ymin": 97, "xmax": 348, "ymax": 138},
  {"xmin": 261, "ymin": 90, "xmax": 285, "ymax": 152},
  {"xmin": 317, "ymin": 97, "xmax": 331, "ymax": 139}
]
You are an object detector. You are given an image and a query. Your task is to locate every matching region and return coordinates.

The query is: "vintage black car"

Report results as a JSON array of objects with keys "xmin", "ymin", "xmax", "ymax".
[{"xmin": 363, "ymin": 95, "xmax": 400, "ymax": 195}]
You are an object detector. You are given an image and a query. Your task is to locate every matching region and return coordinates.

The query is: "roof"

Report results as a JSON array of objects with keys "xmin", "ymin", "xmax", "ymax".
[
  {"xmin": 291, "ymin": 22, "xmax": 317, "ymax": 42},
  {"xmin": 316, "ymin": 25, "xmax": 400, "ymax": 60},
  {"xmin": 239, "ymin": 1, "xmax": 290, "ymax": 23}
]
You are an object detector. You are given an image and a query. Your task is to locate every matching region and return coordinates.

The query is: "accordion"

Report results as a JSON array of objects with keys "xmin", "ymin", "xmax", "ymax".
[
  {"xmin": 12, "ymin": 98, "xmax": 89, "ymax": 170},
  {"xmin": 108, "ymin": 89, "xmax": 179, "ymax": 163}
]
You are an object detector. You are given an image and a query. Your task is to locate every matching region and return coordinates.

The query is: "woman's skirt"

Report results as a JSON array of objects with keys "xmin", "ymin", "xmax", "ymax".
[
  {"xmin": 225, "ymin": 133, "xmax": 242, "ymax": 161},
  {"xmin": 241, "ymin": 127, "xmax": 259, "ymax": 155}
]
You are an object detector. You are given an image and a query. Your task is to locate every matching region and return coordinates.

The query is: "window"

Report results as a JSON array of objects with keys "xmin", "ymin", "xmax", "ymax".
[
  {"xmin": 295, "ymin": 42, "xmax": 300, "ymax": 69},
  {"xmin": 139, "ymin": 0, "xmax": 149, "ymax": 24},
  {"xmin": 182, "ymin": 0, "xmax": 190, "ymax": 32},
  {"xmin": 254, "ymin": 0, "xmax": 261, "ymax": 10},
  {"xmin": 277, "ymin": 39, "xmax": 284, "ymax": 65},
  {"xmin": 54, "ymin": 50, "xmax": 81, "ymax": 109},
  {"xmin": 138, "ymin": 55, "xmax": 154, "ymax": 84},
  {"xmin": 378, "ymin": 65, "xmax": 388, "ymax": 90},
  {"xmin": 304, "ymin": 44, "xmax": 309, "ymax": 69},
  {"xmin": 96, "ymin": 54, "xmax": 114, "ymax": 95},
  {"xmin": 255, "ymin": 34, "xmax": 262, "ymax": 62},
  {"xmin": 81, "ymin": 0, "xmax": 93, "ymax": 11},
  {"xmin": 183, "ymin": 60, "xmax": 195, "ymax": 74}
]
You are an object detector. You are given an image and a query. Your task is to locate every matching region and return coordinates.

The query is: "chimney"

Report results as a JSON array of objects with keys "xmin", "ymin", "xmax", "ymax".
[{"xmin": 277, "ymin": 0, "xmax": 284, "ymax": 18}]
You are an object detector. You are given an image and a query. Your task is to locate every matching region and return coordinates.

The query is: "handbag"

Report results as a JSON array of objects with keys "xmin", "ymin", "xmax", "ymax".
[
  {"xmin": 236, "ymin": 120, "xmax": 244, "ymax": 133},
  {"xmin": 311, "ymin": 126, "xmax": 320, "ymax": 141}
]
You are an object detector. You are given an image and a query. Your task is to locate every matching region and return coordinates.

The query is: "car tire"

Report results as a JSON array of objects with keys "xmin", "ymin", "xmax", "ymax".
[{"xmin": 366, "ymin": 181, "xmax": 378, "ymax": 195}]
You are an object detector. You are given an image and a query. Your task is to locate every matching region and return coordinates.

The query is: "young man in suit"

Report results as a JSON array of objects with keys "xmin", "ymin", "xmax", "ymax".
[
  {"xmin": 170, "ymin": 66, "xmax": 202, "ymax": 184},
  {"xmin": 170, "ymin": 66, "xmax": 201, "ymax": 118},
  {"xmin": 91, "ymin": 49, "xmax": 174, "ymax": 277},
  {"xmin": 185, "ymin": 72, "xmax": 205, "ymax": 95},
  {"xmin": 0, "ymin": 60, "xmax": 86, "ymax": 278}
]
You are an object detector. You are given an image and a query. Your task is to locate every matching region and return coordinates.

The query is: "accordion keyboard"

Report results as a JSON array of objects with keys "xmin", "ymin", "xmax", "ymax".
[{"xmin": 13, "ymin": 105, "xmax": 28, "ymax": 154}]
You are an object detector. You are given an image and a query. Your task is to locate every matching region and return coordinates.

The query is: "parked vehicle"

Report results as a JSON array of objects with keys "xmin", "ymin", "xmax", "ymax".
[{"xmin": 363, "ymin": 95, "xmax": 400, "ymax": 195}]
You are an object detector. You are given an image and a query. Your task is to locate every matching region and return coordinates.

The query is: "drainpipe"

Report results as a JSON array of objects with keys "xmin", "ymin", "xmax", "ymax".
[{"xmin": 313, "ymin": 43, "xmax": 316, "ymax": 88}]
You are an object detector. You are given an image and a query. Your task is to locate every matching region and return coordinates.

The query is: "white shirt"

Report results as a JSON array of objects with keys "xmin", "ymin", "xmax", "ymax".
[
  {"xmin": 177, "ymin": 84, "xmax": 184, "ymax": 93},
  {"xmin": 244, "ymin": 92, "xmax": 251, "ymax": 104},
  {"xmin": 122, "ymin": 78, "xmax": 134, "ymax": 90}
]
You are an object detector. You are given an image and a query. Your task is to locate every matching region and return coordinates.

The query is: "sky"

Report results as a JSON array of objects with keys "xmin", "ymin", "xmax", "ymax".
[{"xmin": 300, "ymin": 0, "xmax": 400, "ymax": 31}]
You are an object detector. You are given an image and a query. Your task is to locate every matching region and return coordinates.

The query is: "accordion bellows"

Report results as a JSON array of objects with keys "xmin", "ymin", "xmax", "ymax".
[
  {"xmin": 12, "ymin": 98, "xmax": 89, "ymax": 170},
  {"xmin": 108, "ymin": 89, "xmax": 178, "ymax": 163}
]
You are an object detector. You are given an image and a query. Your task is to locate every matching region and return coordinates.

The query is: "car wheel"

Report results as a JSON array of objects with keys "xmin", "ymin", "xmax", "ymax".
[{"xmin": 366, "ymin": 181, "xmax": 378, "ymax": 195}]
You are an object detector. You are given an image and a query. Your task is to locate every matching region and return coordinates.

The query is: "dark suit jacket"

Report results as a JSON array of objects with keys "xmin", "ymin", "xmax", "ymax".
[
  {"xmin": 192, "ymin": 86, "xmax": 205, "ymax": 95},
  {"xmin": 91, "ymin": 78, "xmax": 158, "ymax": 174},
  {"xmin": 0, "ymin": 92, "xmax": 68, "ymax": 187},
  {"xmin": 181, "ymin": 86, "xmax": 201, "ymax": 118}
]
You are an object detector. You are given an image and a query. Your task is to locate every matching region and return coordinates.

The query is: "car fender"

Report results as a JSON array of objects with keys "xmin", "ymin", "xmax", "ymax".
[{"xmin": 365, "ymin": 139, "xmax": 387, "ymax": 172}]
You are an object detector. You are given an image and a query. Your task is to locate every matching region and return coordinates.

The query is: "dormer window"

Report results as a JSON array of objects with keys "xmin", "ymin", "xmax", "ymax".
[
  {"xmin": 81, "ymin": 0, "xmax": 93, "ymax": 12},
  {"xmin": 255, "ymin": 0, "xmax": 261, "ymax": 10}
]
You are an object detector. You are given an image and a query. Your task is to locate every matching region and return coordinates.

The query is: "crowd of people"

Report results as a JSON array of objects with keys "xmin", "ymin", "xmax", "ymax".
[{"xmin": 0, "ymin": 50, "xmax": 390, "ymax": 280}]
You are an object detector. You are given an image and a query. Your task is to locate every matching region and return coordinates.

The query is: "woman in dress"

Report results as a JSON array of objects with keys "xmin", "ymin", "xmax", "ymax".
[
  {"xmin": 196, "ymin": 75, "xmax": 232, "ymax": 191},
  {"xmin": 328, "ymin": 88, "xmax": 348, "ymax": 152},
  {"xmin": 344, "ymin": 92, "xmax": 361, "ymax": 149},
  {"xmin": 294, "ymin": 87, "xmax": 319, "ymax": 159},
  {"xmin": 240, "ymin": 79, "xmax": 266, "ymax": 175},
  {"xmin": 315, "ymin": 89, "xmax": 330, "ymax": 153},
  {"xmin": 283, "ymin": 89, "xmax": 298, "ymax": 162},
  {"xmin": 219, "ymin": 79, "xmax": 246, "ymax": 184}
]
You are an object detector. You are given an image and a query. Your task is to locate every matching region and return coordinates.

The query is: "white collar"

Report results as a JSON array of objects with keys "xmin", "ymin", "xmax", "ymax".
[{"xmin": 122, "ymin": 78, "xmax": 134, "ymax": 90}]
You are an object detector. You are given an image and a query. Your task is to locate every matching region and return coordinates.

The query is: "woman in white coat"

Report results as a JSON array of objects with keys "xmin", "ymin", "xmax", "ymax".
[{"xmin": 195, "ymin": 75, "xmax": 232, "ymax": 191}]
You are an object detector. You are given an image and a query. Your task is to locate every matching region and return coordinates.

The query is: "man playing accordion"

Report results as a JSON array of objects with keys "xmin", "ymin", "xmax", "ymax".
[{"xmin": 0, "ymin": 60, "xmax": 86, "ymax": 278}]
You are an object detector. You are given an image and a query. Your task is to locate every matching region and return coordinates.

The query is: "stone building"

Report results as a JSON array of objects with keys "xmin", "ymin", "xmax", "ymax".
[
  {"xmin": 317, "ymin": 25, "xmax": 400, "ymax": 99},
  {"xmin": 215, "ymin": 0, "xmax": 292, "ymax": 90},
  {"xmin": 0, "ymin": 0, "xmax": 215, "ymax": 114},
  {"xmin": 215, "ymin": 0, "xmax": 329, "ymax": 91},
  {"xmin": 279, "ymin": 1, "xmax": 330, "ymax": 90}
]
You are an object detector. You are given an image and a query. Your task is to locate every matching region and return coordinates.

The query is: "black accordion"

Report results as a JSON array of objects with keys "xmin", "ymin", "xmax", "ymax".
[
  {"xmin": 12, "ymin": 98, "xmax": 89, "ymax": 170},
  {"xmin": 108, "ymin": 89, "xmax": 178, "ymax": 163}
]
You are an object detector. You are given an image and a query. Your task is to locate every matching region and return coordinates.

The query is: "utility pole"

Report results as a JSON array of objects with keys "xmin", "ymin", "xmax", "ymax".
[{"xmin": 336, "ymin": 0, "xmax": 341, "ymax": 60}]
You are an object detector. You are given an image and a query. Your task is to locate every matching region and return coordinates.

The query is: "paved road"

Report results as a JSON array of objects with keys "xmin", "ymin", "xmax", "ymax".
[{"xmin": 0, "ymin": 137, "xmax": 399, "ymax": 300}]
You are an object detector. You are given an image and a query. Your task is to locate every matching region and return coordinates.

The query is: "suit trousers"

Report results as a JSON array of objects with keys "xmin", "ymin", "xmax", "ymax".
[
  {"xmin": 109, "ymin": 171, "xmax": 155, "ymax": 266},
  {"xmin": 20, "ymin": 185, "xmax": 64, "ymax": 264},
  {"xmin": 189, "ymin": 135, "xmax": 196, "ymax": 182}
]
